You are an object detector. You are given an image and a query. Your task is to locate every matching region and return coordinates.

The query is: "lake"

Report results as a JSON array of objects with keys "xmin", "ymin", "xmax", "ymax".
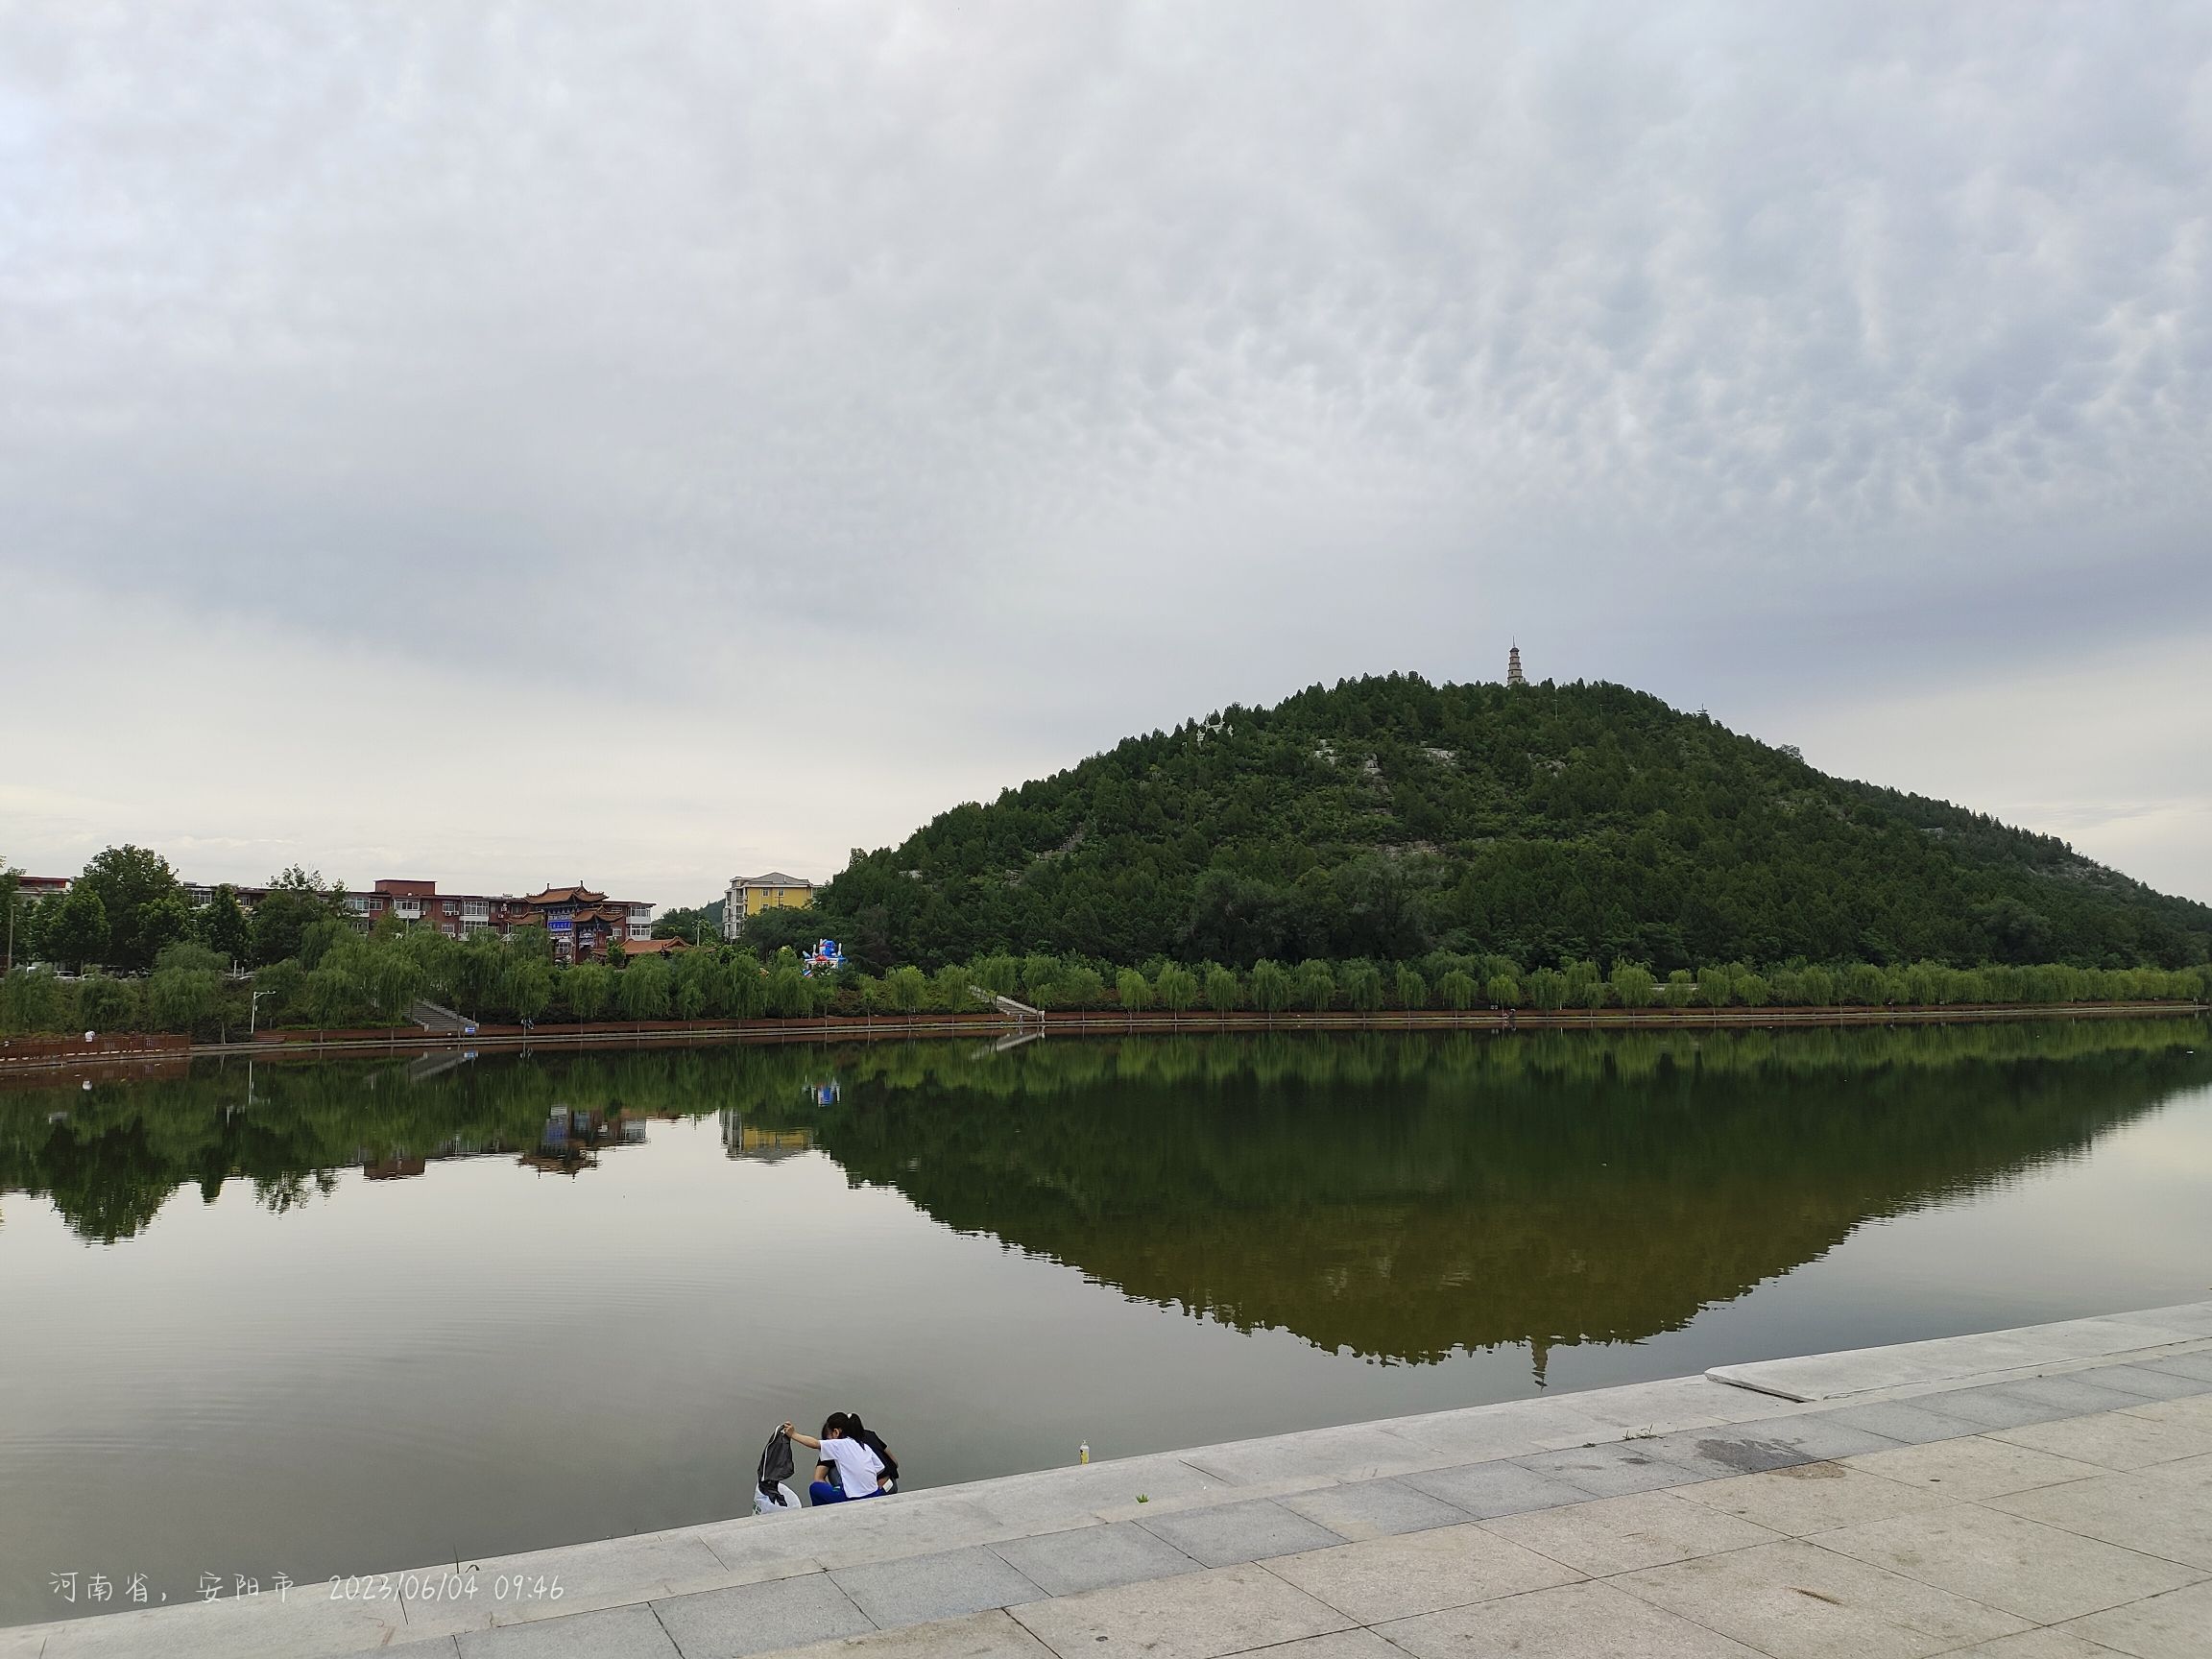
[{"xmin": 4, "ymin": 1020, "xmax": 2209, "ymax": 1626}]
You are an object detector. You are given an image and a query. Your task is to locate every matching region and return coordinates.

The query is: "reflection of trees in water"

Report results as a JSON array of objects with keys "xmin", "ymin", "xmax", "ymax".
[
  {"xmin": 805, "ymin": 1022, "xmax": 2212, "ymax": 1363},
  {"xmin": 2, "ymin": 1027, "xmax": 2205, "ymax": 1365}
]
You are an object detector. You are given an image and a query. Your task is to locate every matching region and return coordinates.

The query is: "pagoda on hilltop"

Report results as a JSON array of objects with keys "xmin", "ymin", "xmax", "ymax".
[{"xmin": 1507, "ymin": 643, "xmax": 1527, "ymax": 686}]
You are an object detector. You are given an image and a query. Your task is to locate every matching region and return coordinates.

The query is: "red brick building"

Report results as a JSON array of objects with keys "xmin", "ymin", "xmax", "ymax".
[{"xmin": 330, "ymin": 878, "xmax": 655, "ymax": 961}]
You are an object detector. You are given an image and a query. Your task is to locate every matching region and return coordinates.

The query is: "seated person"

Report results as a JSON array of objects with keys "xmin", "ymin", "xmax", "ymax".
[{"xmin": 781, "ymin": 1413, "xmax": 885, "ymax": 1504}]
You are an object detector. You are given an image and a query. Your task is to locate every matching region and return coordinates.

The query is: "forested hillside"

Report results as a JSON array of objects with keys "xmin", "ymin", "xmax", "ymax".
[{"xmin": 816, "ymin": 676, "xmax": 2212, "ymax": 973}]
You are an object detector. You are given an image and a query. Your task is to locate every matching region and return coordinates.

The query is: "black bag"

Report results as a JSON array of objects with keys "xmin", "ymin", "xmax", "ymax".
[{"xmin": 757, "ymin": 1429, "xmax": 796, "ymax": 1507}]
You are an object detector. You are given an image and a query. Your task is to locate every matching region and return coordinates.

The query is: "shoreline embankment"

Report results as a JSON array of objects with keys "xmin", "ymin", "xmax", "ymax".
[{"xmin": 2, "ymin": 998, "xmax": 2204, "ymax": 1080}]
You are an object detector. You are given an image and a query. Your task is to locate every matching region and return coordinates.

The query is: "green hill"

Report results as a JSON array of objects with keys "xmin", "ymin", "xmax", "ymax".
[{"xmin": 817, "ymin": 675, "xmax": 2212, "ymax": 973}]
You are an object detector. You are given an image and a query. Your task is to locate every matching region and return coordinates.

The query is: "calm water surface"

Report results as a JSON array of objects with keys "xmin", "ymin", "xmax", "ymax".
[{"xmin": 5, "ymin": 1022, "xmax": 2210, "ymax": 1625}]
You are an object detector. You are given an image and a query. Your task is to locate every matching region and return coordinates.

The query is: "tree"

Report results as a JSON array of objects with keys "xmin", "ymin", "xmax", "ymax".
[
  {"xmin": 1154, "ymin": 964, "xmax": 1198, "ymax": 1017},
  {"xmin": 0, "ymin": 968, "xmax": 67, "ymax": 1034},
  {"xmin": 0, "ymin": 858, "xmax": 24, "ymax": 973},
  {"xmin": 149, "ymin": 963, "xmax": 225, "ymax": 1035},
  {"xmin": 1484, "ymin": 973, "xmax": 1521, "ymax": 1008},
  {"xmin": 80, "ymin": 974, "xmax": 142, "ymax": 1033},
  {"xmin": 1436, "ymin": 970, "xmax": 1476, "ymax": 1010},
  {"xmin": 616, "ymin": 957, "xmax": 672, "ymax": 1021},
  {"xmin": 507, "ymin": 956, "xmax": 554, "ymax": 1022},
  {"xmin": 1293, "ymin": 959, "xmax": 1336, "ymax": 1010},
  {"xmin": 740, "ymin": 904, "xmax": 824, "ymax": 957},
  {"xmin": 884, "ymin": 966, "xmax": 929, "ymax": 1013},
  {"xmin": 1021, "ymin": 954, "xmax": 1065, "ymax": 1007},
  {"xmin": 1609, "ymin": 963, "xmax": 1657, "ymax": 1008},
  {"xmin": 191, "ymin": 885, "xmax": 253, "ymax": 964},
  {"xmin": 1525, "ymin": 967, "xmax": 1569, "ymax": 1010},
  {"xmin": 1340, "ymin": 961, "xmax": 1385, "ymax": 1012},
  {"xmin": 252, "ymin": 959, "xmax": 304, "ymax": 1025},
  {"xmin": 77, "ymin": 845, "xmax": 187, "ymax": 972},
  {"xmin": 305, "ymin": 957, "xmax": 371, "ymax": 1026},
  {"xmin": 45, "ymin": 887, "xmax": 109, "ymax": 971},
  {"xmin": 1392, "ymin": 965, "xmax": 1428, "ymax": 1010},
  {"xmin": 566, "ymin": 962, "xmax": 613, "ymax": 1020},
  {"xmin": 1203, "ymin": 966, "xmax": 1241, "ymax": 1014},
  {"xmin": 252, "ymin": 868, "xmax": 345, "ymax": 967},
  {"xmin": 1116, "ymin": 968, "xmax": 1151, "ymax": 1016},
  {"xmin": 933, "ymin": 963, "xmax": 974, "ymax": 1012},
  {"xmin": 653, "ymin": 902, "xmax": 722, "ymax": 944},
  {"xmin": 1250, "ymin": 959, "xmax": 1292, "ymax": 1015}
]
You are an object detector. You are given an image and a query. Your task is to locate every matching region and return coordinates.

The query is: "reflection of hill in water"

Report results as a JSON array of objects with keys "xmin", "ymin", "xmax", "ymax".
[
  {"xmin": 802, "ymin": 1025, "xmax": 2212, "ymax": 1363},
  {"xmin": 3, "ymin": 1024, "xmax": 2206, "ymax": 1363}
]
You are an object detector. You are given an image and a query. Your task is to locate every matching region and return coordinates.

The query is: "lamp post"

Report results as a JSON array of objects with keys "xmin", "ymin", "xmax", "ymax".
[{"xmin": 249, "ymin": 987, "xmax": 275, "ymax": 1040}]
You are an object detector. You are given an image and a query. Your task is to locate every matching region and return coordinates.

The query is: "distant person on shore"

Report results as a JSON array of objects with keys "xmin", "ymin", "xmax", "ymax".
[{"xmin": 781, "ymin": 1412, "xmax": 888, "ymax": 1503}]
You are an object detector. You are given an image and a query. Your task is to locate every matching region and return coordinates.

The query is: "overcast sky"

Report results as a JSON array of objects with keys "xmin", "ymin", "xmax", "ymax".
[{"xmin": 4, "ymin": 1, "xmax": 2208, "ymax": 908}]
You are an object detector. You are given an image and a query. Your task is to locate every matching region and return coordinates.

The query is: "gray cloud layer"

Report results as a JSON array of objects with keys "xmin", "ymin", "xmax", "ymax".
[{"xmin": 4, "ymin": 2, "xmax": 2209, "ymax": 902}]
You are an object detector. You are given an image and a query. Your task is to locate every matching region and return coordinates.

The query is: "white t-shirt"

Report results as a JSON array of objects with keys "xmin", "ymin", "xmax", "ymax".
[{"xmin": 818, "ymin": 1435, "xmax": 883, "ymax": 1495}]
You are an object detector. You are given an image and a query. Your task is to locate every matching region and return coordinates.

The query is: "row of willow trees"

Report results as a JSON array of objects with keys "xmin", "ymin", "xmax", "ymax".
[{"xmin": 5, "ymin": 918, "xmax": 2206, "ymax": 1040}]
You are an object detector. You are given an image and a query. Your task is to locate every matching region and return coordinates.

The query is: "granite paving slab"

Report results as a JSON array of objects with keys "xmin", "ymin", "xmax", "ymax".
[
  {"xmin": 767, "ymin": 1609, "xmax": 1053, "ymax": 1659},
  {"xmin": 649, "ymin": 1575, "xmax": 874, "ymax": 1659},
  {"xmin": 2075, "ymin": 1363, "xmax": 2212, "ymax": 1402},
  {"xmin": 1988, "ymin": 1407, "xmax": 2212, "ymax": 1470},
  {"xmin": 828, "ymin": 1548, "xmax": 1046, "ymax": 1630},
  {"xmin": 1617, "ymin": 1537, "xmax": 2032, "ymax": 1659},
  {"xmin": 2121, "ymin": 1393, "xmax": 2212, "ymax": 1431},
  {"xmin": 1934, "ymin": 1635, "xmax": 2119, "ymax": 1659},
  {"xmin": 1806, "ymin": 1502, "xmax": 2204, "ymax": 1624},
  {"xmin": 1372, "ymin": 1399, "xmax": 1619, "ymax": 1465},
  {"xmin": 988, "ymin": 1521, "xmax": 1201, "ymax": 1598},
  {"xmin": 1814, "ymin": 1399, "xmax": 1990, "ymax": 1446},
  {"xmin": 34, "ymin": 1585, "xmax": 412, "ymax": 1659},
  {"xmin": 1634, "ymin": 1427, "xmax": 1821, "ymax": 1479},
  {"xmin": 1705, "ymin": 1313, "xmax": 2209, "ymax": 1402},
  {"xmin": 1219, "ymin": 1634, "xmax": 1402, "ymax": 1659},
  {"xmin": 2140, "ymin": 1350, "xmax": 2212, "ymax": 1382},
  {"xmin": 454, "ymin": 1603, "xmax": 679, "ymax": 1659},
  {"xmin": 1480, "ymin": 1490, "xmax": 1784, "ymax": 1576},
  {"xmin": 1992, "ymin": 1373, "xmax": 2161, "ymax": 1417},
  {"xmin": 1558, "ymin": 1375, "xmax": 1809, "ymax": 1434},
  {"xmin": 1132, "ymin": 1498, "xmax": 1345, "ymax": 1568},
  {"xmin": 1379, "ymin": 1578, "xmax": 1767, "ymax": 1658},
  {"xmin": 1262, "ymin": 1522, "xmax": 1582, "ymax": 1624},
  {"xmin": 1672, "ymin": 1461, "xmax": 1949, "ymax": 1536},
  {"xmin": 1515, "ymin": 1439, "xmax": 1711, "ymax": 1498},
  {"xmin": 1276, "ymin": 1477, "xmax": 1476, "ymax": 1541},
  {"xmin": 2118, "ymin": 1304, "xmax": 2212, "ymax": 1338},
  {"xmin": 2056, "ymin": 1576, "xmax": 2212, "ymax": 1659},
  {"xmin": 1005, "ymin": 1562, "xmax": 1349, "ymax": 1659},
  {"xmin": 1987, "ymin": 1460, "xmax": 2212, "ymax": 1570},
  {"xmin": 1901, "ymin": 1384, "xmax": 2082, "ymax": 1431},
  {"xmin": 1400, "ymin": 1458, "xmax": 1593, "ymax": 1519},
  {"xmin": 1173, "ymin": 1425, "xmax": 1428, "ymax": 1487},
  {"xmin": 1838, "ymin": 1434, "xmax": 2108, "ymax": 1502}
]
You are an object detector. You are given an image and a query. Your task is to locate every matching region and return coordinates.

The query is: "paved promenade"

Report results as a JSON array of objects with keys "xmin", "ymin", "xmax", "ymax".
[{"xmin": 11, "ymin": 1302, "xmax": 2212, "ymax": 1659}]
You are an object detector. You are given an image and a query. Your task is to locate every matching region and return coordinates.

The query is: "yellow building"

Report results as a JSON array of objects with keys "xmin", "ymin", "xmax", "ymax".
[{"xmin": 722, "ymin": 871, "xmax": 814, "ymax": 941}]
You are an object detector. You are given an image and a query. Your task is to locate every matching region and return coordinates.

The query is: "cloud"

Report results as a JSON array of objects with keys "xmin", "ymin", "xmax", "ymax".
[{"xmin": 3, "ymin": 1, "xmax": 2209, "ymax": 902}]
